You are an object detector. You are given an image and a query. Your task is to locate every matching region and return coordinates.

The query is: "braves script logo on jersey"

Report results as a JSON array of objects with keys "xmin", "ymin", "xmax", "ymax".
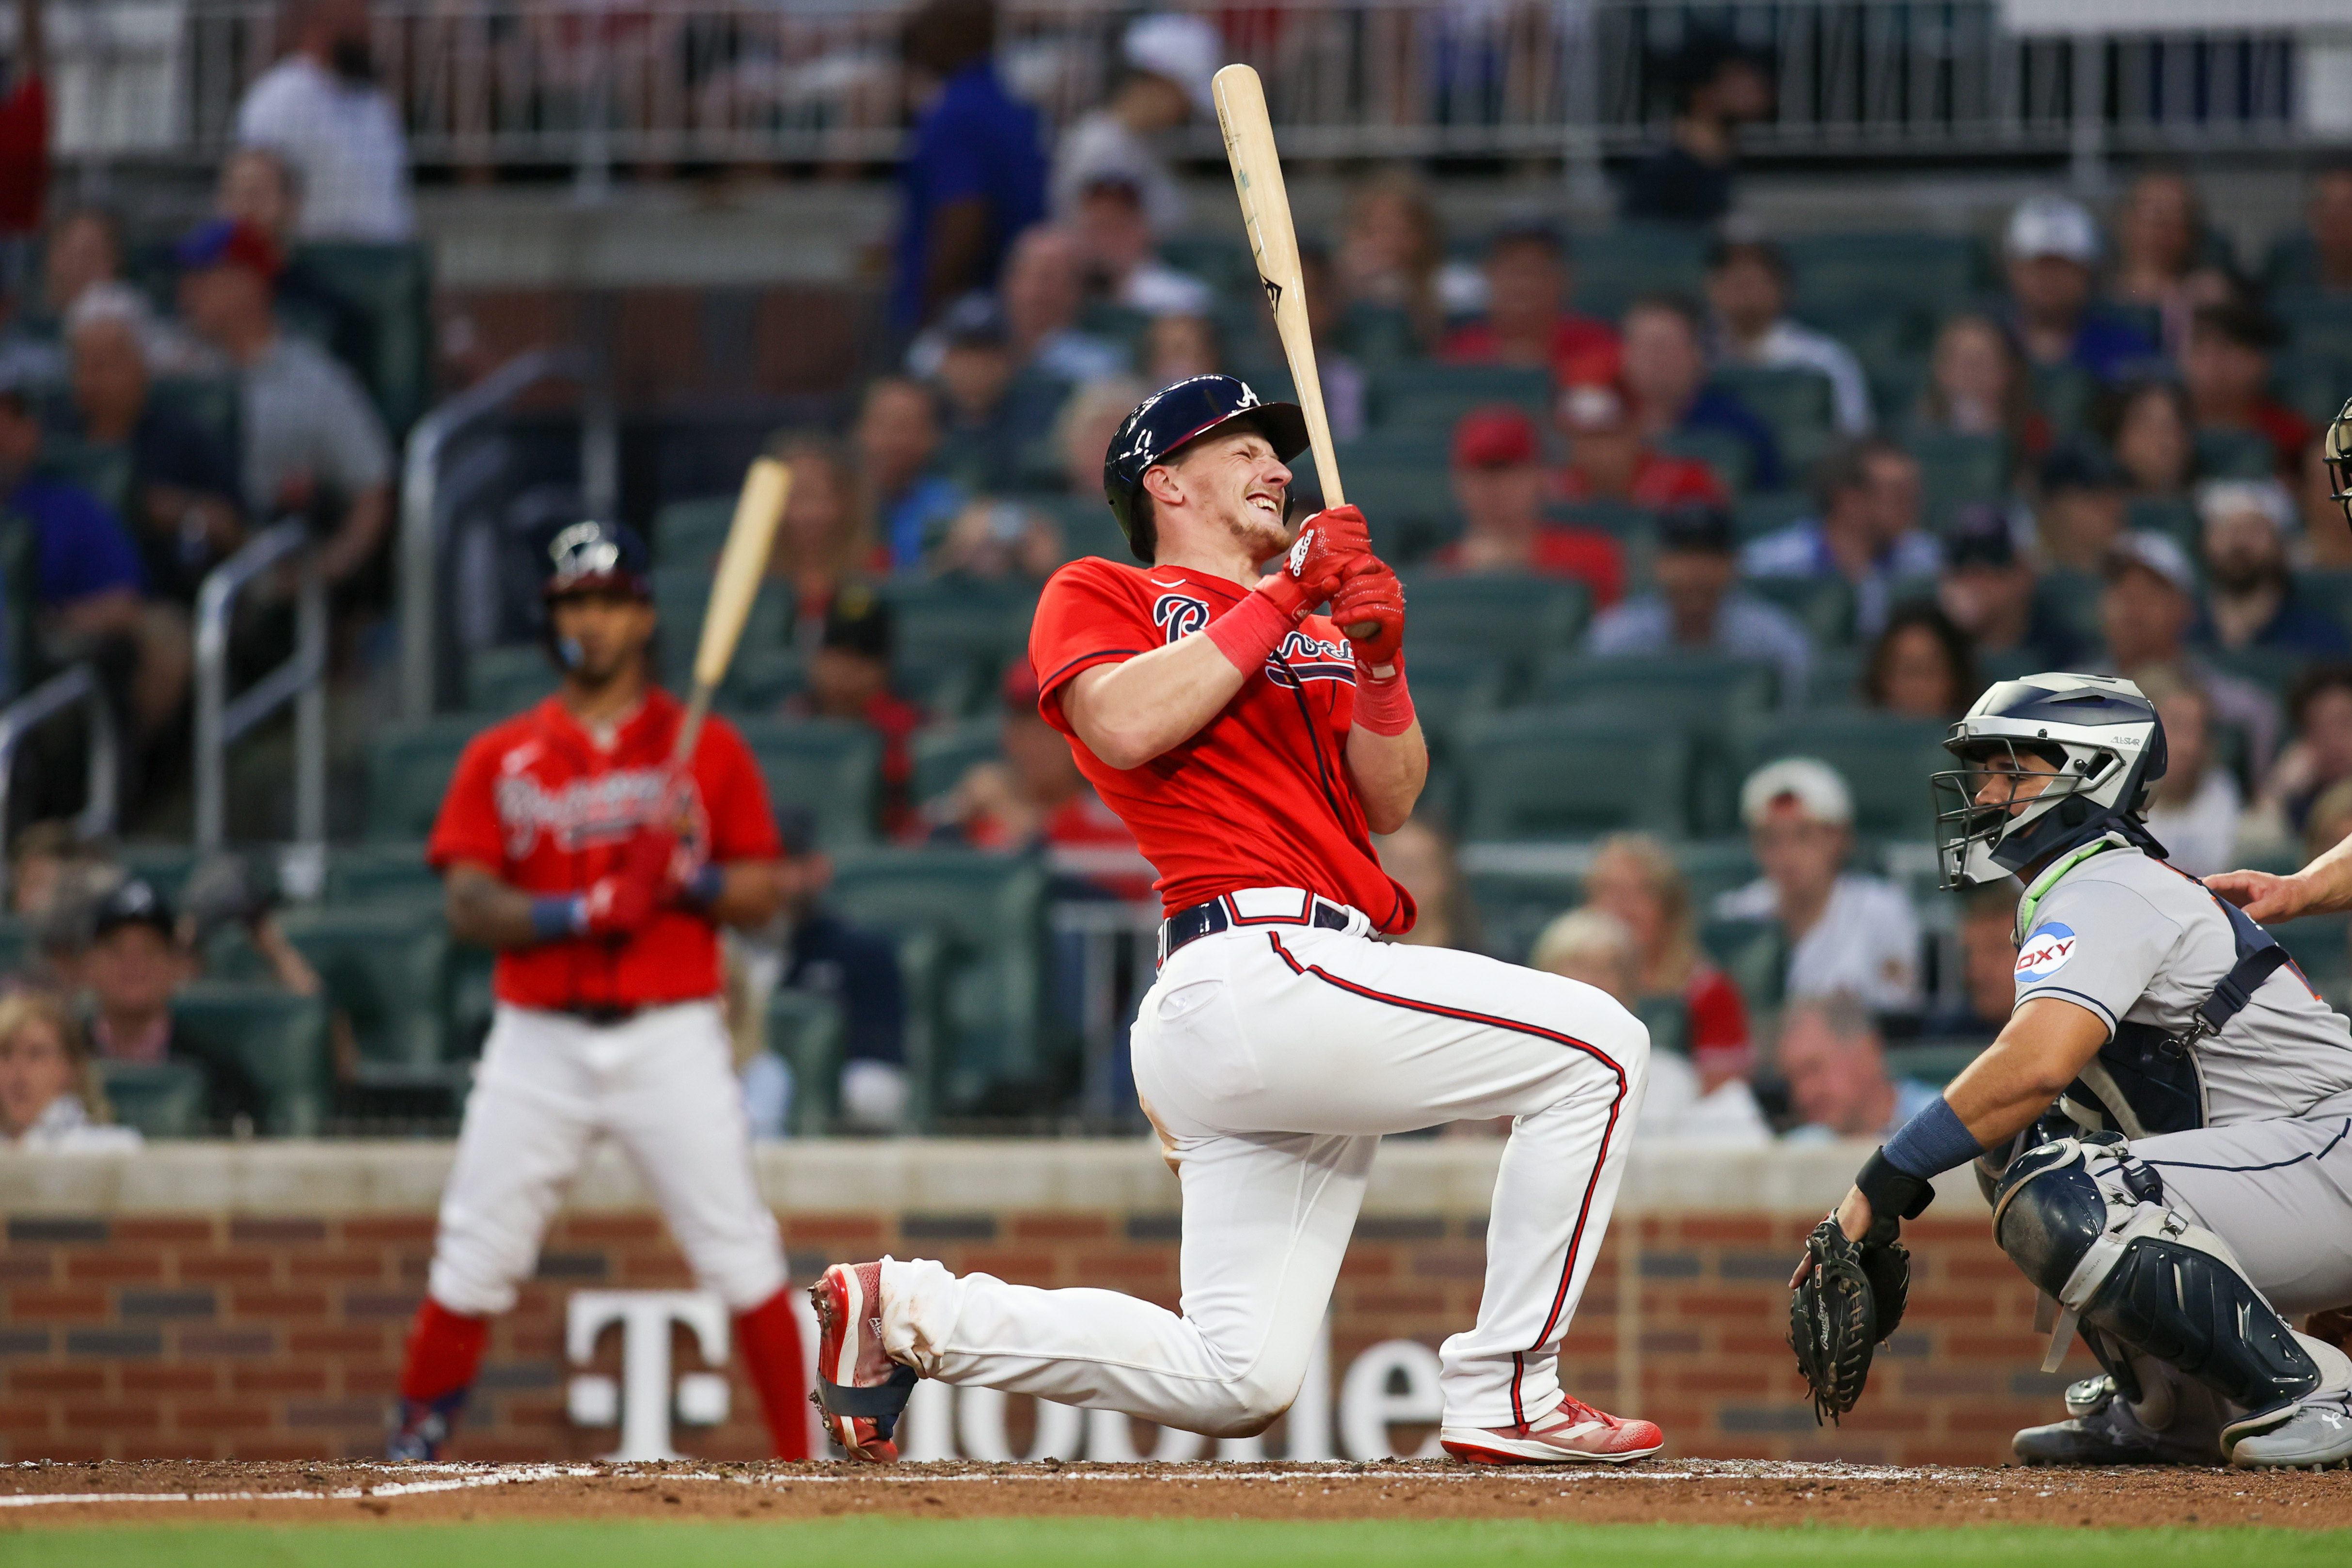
[
  {"xmin": 1266, "ymin": 630, "xmax": 1356, "ymax": 688},
  {"xmin": 2015, "ymin": 923, "xmax": 2078, "ymax": 983},
  {"xmin": 492, "ymin": 749, "xmax": 706, "ymax": 860},
  {"xmin": 1154, "ymin": 593, "xmax": 1211, "ymax": 645}
]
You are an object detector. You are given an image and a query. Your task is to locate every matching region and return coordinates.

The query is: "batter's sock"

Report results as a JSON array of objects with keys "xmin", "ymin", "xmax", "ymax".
[
  {"xmin": 735, "ymin": 1287, "xmax": 812, "ymax": 1460},
  {"xmin": 398, "ymin": 1297, "xmax": 489, "ymax": 1406}
]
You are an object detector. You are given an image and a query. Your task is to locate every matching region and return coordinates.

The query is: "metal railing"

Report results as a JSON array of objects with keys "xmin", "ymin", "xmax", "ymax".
[
  {"xmin": 1049, "ymin": 892, "xmax": 1158, "ymax": 1133},
  {"xmin": 70, "ymin": 1, "xmax": 2320, "ymax": 179},
  {"xmin": 0, "ymin": 665, "xmax": 117, "ymax": 879},
  {"xmin": 193, "ymin": 522, "xmax": 326, "ymax": 853}
]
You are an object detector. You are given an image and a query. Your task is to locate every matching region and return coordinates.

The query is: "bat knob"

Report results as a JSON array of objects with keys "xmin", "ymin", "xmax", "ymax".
[{"xmin": 1345, "ymin": 620, "xmax": 1381, "ymax": 639}]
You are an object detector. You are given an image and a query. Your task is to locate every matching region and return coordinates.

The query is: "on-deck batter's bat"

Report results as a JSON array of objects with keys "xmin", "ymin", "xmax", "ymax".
[
  {"xmin": 674, "ymin": 455, "xmax": 792, "ymax": 765},
  {"xmin": 1213, "ymin": 61, "xmax": 1378, "ymax": 638}
]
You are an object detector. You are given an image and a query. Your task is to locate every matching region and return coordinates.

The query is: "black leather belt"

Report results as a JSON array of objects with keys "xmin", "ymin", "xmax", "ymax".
[
  {"xmin": 557, "ymin": 1002, "xmax": 640, "ymax": 1027},
  {"xmin": 1158, "ymin": 895, "xmax": 1351, "ymax": 967}
]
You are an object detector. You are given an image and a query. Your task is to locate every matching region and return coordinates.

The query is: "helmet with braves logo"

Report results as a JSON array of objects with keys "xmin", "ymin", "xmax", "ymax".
[
  {"xmin": 1929, "ymin": 672, "xmax": 2168, "ymax": 889},
  {"xmin": 1103, "ymin": 375, "xmax": 1310, "ymax": 563},
  {"xmin": 544, "ymin": 519, "xmax": 651, "ymax": 601},
  {"xmin": 2325, "ymin": 394, "xmax": 2352, "ymax": 530}
]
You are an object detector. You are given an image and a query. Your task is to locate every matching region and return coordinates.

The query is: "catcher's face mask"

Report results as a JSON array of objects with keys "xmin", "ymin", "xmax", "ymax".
[{"xmin": 1930, "ymin": 737, "xmax": 2094, "ymax": 890}]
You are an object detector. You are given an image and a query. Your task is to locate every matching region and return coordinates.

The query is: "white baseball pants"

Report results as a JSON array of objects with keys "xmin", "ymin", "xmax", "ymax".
[
  {"xmin": 427, "ymin": 1000, "xmax": 788, "ymax": 1315},
  {"xmin": 880, "ymin": 894, "xmax": 1650, "ymax": 1436}
]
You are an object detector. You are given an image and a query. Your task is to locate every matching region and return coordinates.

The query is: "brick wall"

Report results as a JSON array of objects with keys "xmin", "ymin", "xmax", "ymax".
[{"xmin": 0, "ymin": 1201, "xmax": 2081, "ymax": 1465}]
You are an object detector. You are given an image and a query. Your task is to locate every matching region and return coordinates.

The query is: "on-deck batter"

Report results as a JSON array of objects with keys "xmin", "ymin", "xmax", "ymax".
[
  {"xmin": 808, "ymin": 374, "xmax": 1658, "ymax": 1466},
  {"xmin": 388, "ymin": 520, "xmax": 809, "ymax": 1461}
]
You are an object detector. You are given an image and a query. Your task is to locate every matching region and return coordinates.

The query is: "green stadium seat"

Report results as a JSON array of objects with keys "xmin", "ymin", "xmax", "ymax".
[
  {"xmin": 2030, "ymin": 569, "xmax": 2106, "ymax": 660},
  {"xmin": 463, "ymin": 644, "xmax": 557, "ymax": 715},
  {"xmin": 1464, "ymin": 867, "xmax": 1582, "ymax": 965},
  {"xmin": 1699, "ymin": 916, "xmax": 1786, "ymax": 1009},
  {"xmin": 1034, "ymin": 494, "xmax": 1133, "ymax": 566},
  {"xmin": 911, "ymin": 717, "xmax": 1003, "ymax": 807},
  {"xmin": 366, "ymin": 718, "xmax": 484, "ymax": 841},
  {"xmin": 1158, "ymin": 234, "xmax": 1255, "ymax": 299},
  {"xmin": 1802, "ymin": 301, "xmax": 1932, "ymax": 384},
  {"xmin": 1456, "ymin": 709, "xmax": 1693, "ymax": 839},
  {"xmin": 1635, "ymin": 994, "xmax": 1690, "ymax": 1057},
  {"xmin": 653, "ymin": 568, "xmax": 791, "ymax": 690},
  {"xmin": 2195, "ymin": 428, "xmax": 2278, "ymax": 480},
  {"xmin": 2294, "ymin": 570, "xmax": 2352, "ymax": 635},
  {"xmin": 2270, "ymin": 911, "xmax": 2352, "ymax": 985},
  {"xmin": 285, "ymin": 241, "xmax": 434, "ymax": 434},
  {"xmin": 327, "ymin": 843, "xmax": 440, "ymax": 906},
  {"xmin": 95, "ymin": 1059, "xmax": 206, "ymax": 1139},
  {"xmin": 1742, "ymin": 575, "xmax": 1856, "ymax": 648},
  {"xmin": 1370, "ymin": 364, "xmax": 1551, "ymax": 434},
  {"xmin": 1805, "ymin": 647, "xmax": 1867, "ymax": 708},
  {"xmin": 171, "ymin": 982, "xmax": 332, "ymax": 1135},
  {"xmin": 1712, "ymin": 365, "xmax": 1838, "ymax": 477},
  {"xmin": 1653, "ymin": 428, "xmax": 1752, "ymax": 494},
  {"xmin": 1535, "ymin": 652, "xmax": 1781, "ymax": 724},
  {"xmin": 2203, "ymin": 646, "xmax": 2307, "ymax": 697},
  {"xmin": 1906, "ymin": 431, "xmax": 2010, "ymax": 525},
  {"xmin": 2273, "ymin": 292, "xmax": 2352, "ymax": 362},
  {"xmin": 2124, "ymin": 497, "xmax": 2199, "ymax": 554},
  {"xmin": 1734, "ymin": 491, "xmax": 1812, "ymax": 542},
  {"xmin": 1334, "ymin": 450, "xmax": 1458, "ymax": 558},
  {"xmin": 735, "ymin": 717, "xmax": 884, "ymax": 848},
  {"xmin": 1546, "ymin": 498, "xmax": 1657, "ymax": 541},
  {"xmin": 2276, "ymin": 350, "xmax": 2352, "ymax": 425},
  {"xmin": 1674, "ymin": 839, "xmax": 1762, "ymax": 907},
  {"xmin": 892, "ymin": 654, "xmax": 986, "ymax": 721},
  {"xmin": 715, "ymin": 646, "xmax": 805, "ymax": 716},
  {"xmin": 150, "ymin": 375, "xmax": 240, "ymax": 447},
  {"xmin": 824, "ymin": 848, "xmax": 1047, "ymax": 1125},
  {"xmin": 1782, "ymin": 233, "xmax": 1984, "ymax": 318},
  {"xmin": 0, "ymin": 913, "xmax": 26, "ymax": 975},
  {"xmin": 766, "ymin": 988, "xmax": 848, "ymax": 1136},
  {"xmin": 1728, "ymin": 712, "xmax": 1950, "ymax": 838},
  {"xmin": 2029, "ymin": 362, "xmax": 2099, "ymax": 438},
  {"xmin": 114, "ymin": 842, "xmax": 198, "ymax": 901},
  {"xmin": 1570, "ymin": 224, "xmax": 1707, "ymax": 319},
  {"xmin": 1401, "ymin": 575, "xmax": 1591, "ymax": 675},
  {"xmin": 880, "ymin": 578, "xmax": 1034, "ymax": 672},
  {"xmin": 652, "ymin": 495, "xmax": 737, "ymax": 569},
  {"xmin": 1398, "ymin": 648, "xmax": 1507, "ymax": 742},
  {"xmin": 275, "ymin": 903, "xmax": 451, "ymax": 1069},
  {"xmin": 1339, "ymin": 303, "xmax": 1421, "ymax": 369}
]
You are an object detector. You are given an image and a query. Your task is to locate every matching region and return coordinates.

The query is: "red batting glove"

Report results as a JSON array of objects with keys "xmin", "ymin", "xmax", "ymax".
[
  {"xmin": 1330, "ymin": 560, "xmax": 1405, "ymax": 670},
  {"xmin": 578, "ymin": 870, "xmax": 661, "ymax": 938},
  {"xmin": 1259, "ymin": 505, "xmax": 1372, "ymax": 620}
]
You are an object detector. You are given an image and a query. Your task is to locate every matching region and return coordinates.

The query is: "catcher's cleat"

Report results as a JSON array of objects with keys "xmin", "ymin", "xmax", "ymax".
[
  {"xmin": 2012, "ymin": 1377, "xmax": 2219, "ymax": 1466},
  {"xmin": 1439, "ymin": 1397, "xmax": 1663, "ymax": 1464},
  {"xmin": 810, "ymin": 1261, "xmax": 918, "ymax": 1463},
  {"xmin": 2228, "ymin": 1394, "xmax": 2352, "ymax": 1470}
]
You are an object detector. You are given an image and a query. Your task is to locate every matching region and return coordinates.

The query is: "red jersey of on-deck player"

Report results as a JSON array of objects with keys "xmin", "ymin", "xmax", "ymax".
[
  {"xmin": 1028, "ymin": 557, "xmax": 1416, "ymax": 933},
  {"xmin": 426, "ymin": 688, "xmax": 782, "ymax": 1011}
]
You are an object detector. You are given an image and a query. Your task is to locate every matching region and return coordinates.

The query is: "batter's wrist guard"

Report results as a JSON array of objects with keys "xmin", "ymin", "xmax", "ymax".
[
  {"xmin": 1205, "ymin": 587, "xmax": 1297, "ymax": 673},
  {"xmin": 1351, "ymin": 651, "xmax": 1414, "ymax": 736},
  {"xmin": 531, "ymin": 894, "xmax": 586, "ymax": 941}
]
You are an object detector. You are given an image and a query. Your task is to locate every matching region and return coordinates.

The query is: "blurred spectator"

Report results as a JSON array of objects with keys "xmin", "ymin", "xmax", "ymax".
[
  {"xmin": 1531, "ymin": 906, "xmax": 1770, "ymax": 1146},
  {"xmin": 1925, "ymin": 884, "xmax": 2020, "ymax": 1041},
  {"xmin": 1862, "ymin": 602, "xmax": 1977, "ymax": 720},
  {"xmin": 853, "ymin": 376, "xmax": 966, "ymax": 571},
  {"xmin": 1335, "ymin": 172, "xmax": 1466, "ymax": 348},
  {"xmin": 1741, "ymin": 437, "xmax": 1938, "ymax": 637},
  {"xmin": 2097, "ymin": 377, "xmax": 2199, "ymax": 501},
  {"xmin": 741, "ymin": 808, "xmax": 908, "ymax": 1138},
  {"xmin": 1702, "ymin": 233, "xmax": 1870, "ymax": 435},
  {"xmin": 764, "ymin": 434, "xmax": 880, "ymax": 630},
  {"xmin": 2098, "ymin": 531, "xmax": 2278, "ymax": 773},
  {"xmin": 2198, "ymin": 478, "xmax": 2348, "ymax": 655},
  {"xmin": 2004, "ymin": 194, "xmax": 2157, "ymax": 383},
  {"xmin": 216, "ymin": 144, "xmax": 299, "ymax": 243},
  {"xmin": 1621, "ymin": 293, "xmax": 1783, "ymax": 491},
  {"xmin": 5, "ymin": 818, "xmax": 87, "ymax": 920},
  {"xmin": 78, "ymin": 877, "xmax": 266, "ymax": 1130},
  {"xmin": 931, "ymin": 498, "xmax": 1062, "ymax": 582},
  {"xmin": 2305, "ymin": 433, "xmax": 2352, "ymax": 568},
  {"xmin": 1053, "ymin": 375, "xmax": 1149, "ymax": 504},
  {"xmin": 1143, "ymin": 311, "xmax": 1219, "ymax": 384},
  {"xmin": 2299, "ymin": 162, "xmax": 2352, "ymax": 297},
  {"xmin": 1776, "ymin": 993, "xmax": 1937, "ymax": 1143},
  {"xmin": 997, "ymin": 225, "xmax": 1129, "ymax": 386},
  {"xmin": 2183, "ymin": 302, "xmax": 2310, "ymax": 478},
  {"xmin": 1296, "ymin": 244, "xmax": 1367, "ymax": 445},
  {"xmin": 0, "ymin": 0, "xmax": 47, "ymax": 253},
  {"xmin": 928, "ymin": 294, "xmax": 1058, "ymax": 495},
  {"xmin": 1716, "ymin": 758, "xmax": 1921, "ymax": 1014},
  {"xmin": 1582, "ymin": 832, "xmax": 1754, "ymax": 1087},
  {"xmin": 1618, "ymin": 39, "xmax": 1773, "ymax": 227},
  {"xmin": 2108, "ymin": 169, "xmax": 2205, "ymax": 354},
  {"xmin": 233, "ymin": 0, "xmax": 412, "ymax": 242},
  {"xmin": 784, "ymin": 585, "xmax": 925, "ymax": 837},
  {"xmin": 1438, "ymin": 221, "xmax": 1618, "ymax": 387},
  {"xmin": 1586, "ymin": 504, "xmax": 1811, "ymax": 696},
  {"xmin": 932, "ymin": 662, "xmax": 1143, "ymax": 892},
  {"xmin": 1436, "ymin": 405, "xmax": 1623, "ymax": 605},
  {"xmin": 2135, "ymin": 665, "xmax": 2242, "ymax": 876},
  {"xmin": 0, "ymin": 990, "xmax": 137, "ymax": 1150},
  {"xmin": 1073, "ymin": 175, "xmax": 1212, "ymax": 317},
  {"xmin": 1050, "ymin": 13, "xmax": 1213, "ymax": 239},
  {"xmin": 2034, "ymin": 444, "xmax": 2130, "ymax": 571},
  {"xmin": 64, "ymin": 291, "xmax": 247, "ymax": 606},
  {"xmin": 40, "ymin": 206, "xmax": 119, "ymax": 323},
  {"xmin": 215, "ymin": 143, "xmax": 368, "ymax": 376},
  {"xmin": 890, "ymin": 0, "xmax": 1046, "ymax": 333},
  {"xmin": 1915, "ymin": 314, "xmax": 2047, "ymax": 464},
  {"xmin": 175, "ymin": 219, "xmax": 391, "ymax": 590},
  {"xmin": 2261, "ymin": 663, "xmax": 2352, "ymax": 837},
  {"xmin": 1938, "ymin": 506, "xmax": 2082, "ymax": 670},
  {"xmin": 1551, "ymin": 380, "xmax": 1727, "ymax": 512},
  {"xmin": 1375, "ymin": 817, "xmax": 1475, "ymax": 951},
  {"xmin": 2305, "ymin": 777, "xmax": 2352, "ymax": 863}
]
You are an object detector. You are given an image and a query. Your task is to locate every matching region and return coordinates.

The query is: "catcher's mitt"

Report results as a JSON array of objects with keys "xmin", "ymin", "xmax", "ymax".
[{"xmin": 1787, "ymin": 1217, "xmax": 1910, "ymax": 1425}]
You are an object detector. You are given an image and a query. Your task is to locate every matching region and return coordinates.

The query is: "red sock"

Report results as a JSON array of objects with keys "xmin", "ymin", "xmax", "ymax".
[
  {"xmin": 735, "ymin": 1288, "xmax": 811, "ymax": 1460},
  {"xmin": 398, "ymin": 1297, "xmax": 490, "ymax": 1405}
]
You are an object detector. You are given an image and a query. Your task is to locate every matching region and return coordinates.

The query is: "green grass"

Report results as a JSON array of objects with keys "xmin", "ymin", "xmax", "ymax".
[{"xmin": 4, "ymin": 1520, "xmax": 2348, "ymax": 1568}]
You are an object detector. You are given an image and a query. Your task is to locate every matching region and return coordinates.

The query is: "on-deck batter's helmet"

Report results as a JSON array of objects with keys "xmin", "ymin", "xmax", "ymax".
[
  {"xmin": 2326, "ymin": 394, "xmax": 2352, "ymax": 531},
  {"xmin": 544, "ymin": 519, "xmax": 651, "ymax": 601},
  {"xmin": 1102, "ymin": 374, "xmax": 1309, "ymax": 564}
]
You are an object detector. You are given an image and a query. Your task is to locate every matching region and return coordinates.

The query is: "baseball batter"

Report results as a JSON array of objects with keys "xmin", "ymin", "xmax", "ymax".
[
  {"xmin": 807, "ymin": 375, "xmax": 1658, "ymax": 1466},
  {"xmin": 389, "ymin": 521, "xmax": 808, "ymax": 1461}
]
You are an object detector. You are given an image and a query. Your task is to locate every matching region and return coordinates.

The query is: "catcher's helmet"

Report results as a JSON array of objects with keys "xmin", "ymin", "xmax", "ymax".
[
  {"xmin": 2326, "ymin": 394, "xmax": 2352, "ymax": 530},
  {"xmin": 544, "ymin": 519, "xmax": 650, "ymax": 601},
  {"xmin": 1929, "ymin": 672, "xmax": 2167, "ymax": 889},
  {"xmin": 1102, "ymin": 375, "xmax": 1309, "ymax": 563}
]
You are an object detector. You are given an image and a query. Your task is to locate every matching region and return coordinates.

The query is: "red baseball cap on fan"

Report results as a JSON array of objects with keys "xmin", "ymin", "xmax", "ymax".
[
  {"xmin": 1452, "ymin": 405, "xmax": 1541, "ymax": 469},
  {"xmin": 174, "ymin": 218, "xmax": 284, "ymax": 281}
]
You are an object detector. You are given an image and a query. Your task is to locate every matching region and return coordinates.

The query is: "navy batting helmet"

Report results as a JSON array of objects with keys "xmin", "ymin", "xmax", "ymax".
[
  {"xmin": 544, "ymin": 520, "xmax": 650, "ymax": 601},
  {"xmin": 1103, "ymin": 375, "xmax": 1309, "ymax": 564}
]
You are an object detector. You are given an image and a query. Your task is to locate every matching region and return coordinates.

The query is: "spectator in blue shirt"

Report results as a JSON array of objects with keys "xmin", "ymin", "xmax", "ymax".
[
  {"xmin": 1586, "ymin": 503, "xmax": 1812, "ymax": 699},
  {"xmin": 2003, "ymin": 194, "xmax": 2158, "ymax": 384},
  {"xmin": 890, "ymin": 0, "xmax": 1048, "ymax": 335},
  {"xmin": 1620, "ymin": 292, "xmax": 1783, "ymax": 492},
  {"xmin": 2198, "ymin": 478, "xmax": 2351, "ymax": 657},
  {"xmin": 1740, "ymin": 436, "xmax": 1942, "ymax": 638},
  {"xmin": 853, "ymin": 376, "xmax": 966, "ymax": 571}
]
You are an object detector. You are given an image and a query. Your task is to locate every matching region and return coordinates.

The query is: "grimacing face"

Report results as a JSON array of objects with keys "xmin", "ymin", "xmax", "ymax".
[{"xmin": 1147, "ymin": 428, "xmax": 1292, "ymax": 561}]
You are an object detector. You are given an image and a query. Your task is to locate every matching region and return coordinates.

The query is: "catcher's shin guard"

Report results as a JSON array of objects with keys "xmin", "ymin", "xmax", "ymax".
[{"xmin": 1991, "ymin": 1138, "xmax": 2343, "ymax": 1444}]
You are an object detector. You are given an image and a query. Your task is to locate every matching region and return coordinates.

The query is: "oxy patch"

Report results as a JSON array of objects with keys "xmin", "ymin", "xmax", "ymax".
[{"xmin": 2015, "ymin": 922, "xmax": 2079, "ymax": 983}]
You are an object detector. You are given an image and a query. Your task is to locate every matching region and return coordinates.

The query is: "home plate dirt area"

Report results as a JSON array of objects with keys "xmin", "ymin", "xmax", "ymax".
[{"xmin": 1, "ymin": 1459, "xmax": 2347, "ymax": 1530}]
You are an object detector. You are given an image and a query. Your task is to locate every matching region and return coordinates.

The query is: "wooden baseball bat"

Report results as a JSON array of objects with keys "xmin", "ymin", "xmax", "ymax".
[
  {"xmin": 1214, "ymin": 63, "xmax": 1376, "ymax": 637},
  {"xmin": 674, "ymin": 456, "xmax": 792, "ymax": 765}
]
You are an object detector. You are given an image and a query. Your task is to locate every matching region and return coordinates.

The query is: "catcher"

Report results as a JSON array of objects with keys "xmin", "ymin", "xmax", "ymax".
[{"xmin": 1789, "ymin": 671, "xmax": 2352, "ymax": 1468}]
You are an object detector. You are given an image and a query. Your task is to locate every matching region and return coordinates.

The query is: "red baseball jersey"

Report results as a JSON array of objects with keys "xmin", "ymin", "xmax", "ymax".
[
  {"xmin": 426, "ymin": 689, "xmax": 781, "ymax": 1011},
  {"xmin": 1028, "ymin": 558, "xmax": 1415, "ymax": 932}
]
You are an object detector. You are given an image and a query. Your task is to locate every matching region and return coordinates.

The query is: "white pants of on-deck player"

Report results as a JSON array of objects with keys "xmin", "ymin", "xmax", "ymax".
[
  {"xmin": 879, "ymin": 891, "xmax": 1651, "ymax": 1436},
  {"xmin": 427, "ymin": 1000, "xmax": 788, "ymax": 1315}
]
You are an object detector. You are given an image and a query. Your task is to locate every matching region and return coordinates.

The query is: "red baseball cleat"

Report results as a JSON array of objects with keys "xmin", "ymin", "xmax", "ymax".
[
  {"xmin": 1439, "ymin": 1397, "xmax": 1664, "ymax": 1464},
  {"xmin": 809, "ymin": 1261, "xmax": 918, "ymax": 1463}
]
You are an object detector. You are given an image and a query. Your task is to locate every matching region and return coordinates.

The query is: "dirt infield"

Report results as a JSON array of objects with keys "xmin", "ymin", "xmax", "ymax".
[{"xmin": 1, "ymin": 1458, "xmax": 2346, "ymax": 1532}]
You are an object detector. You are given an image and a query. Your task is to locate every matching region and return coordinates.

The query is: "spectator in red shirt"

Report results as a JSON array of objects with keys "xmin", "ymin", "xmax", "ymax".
[
  {"xmin": 1551, "ymin": 380, "xmax": 1728, "ymax": 511},
  {"xmin": 2183, "ymin": 301, "xmax": 2311, "ymax": 479},
  {"xmin": 783, "ymin": 584, "xmax": 926, "ymax": 837},
  {"xmin": 1581, "ymin": 832, "xmax": 1754, "ymax": 1090},
  {"xmin": 1437, "ymin": 220, "xmax": 1618, "ymax": 387},
  {"xmin": 0, "ymin": 0, "xmax": 47, "ymax": 241},
  {"xmin": 1431, "ymin": 404, "xmax": 1623, "ymax": 606}
]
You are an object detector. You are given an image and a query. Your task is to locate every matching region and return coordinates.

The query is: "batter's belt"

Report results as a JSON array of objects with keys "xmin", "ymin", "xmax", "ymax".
[{"xmin": 1157, "ymin": 887, "xmax": 1358, "ymax": 967}]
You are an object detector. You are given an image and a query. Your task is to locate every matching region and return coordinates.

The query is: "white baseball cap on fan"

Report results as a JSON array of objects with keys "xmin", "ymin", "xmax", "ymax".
[{"xmin": 1123, "ymin": 14, "xmax": 1220, "ymax": 115}]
